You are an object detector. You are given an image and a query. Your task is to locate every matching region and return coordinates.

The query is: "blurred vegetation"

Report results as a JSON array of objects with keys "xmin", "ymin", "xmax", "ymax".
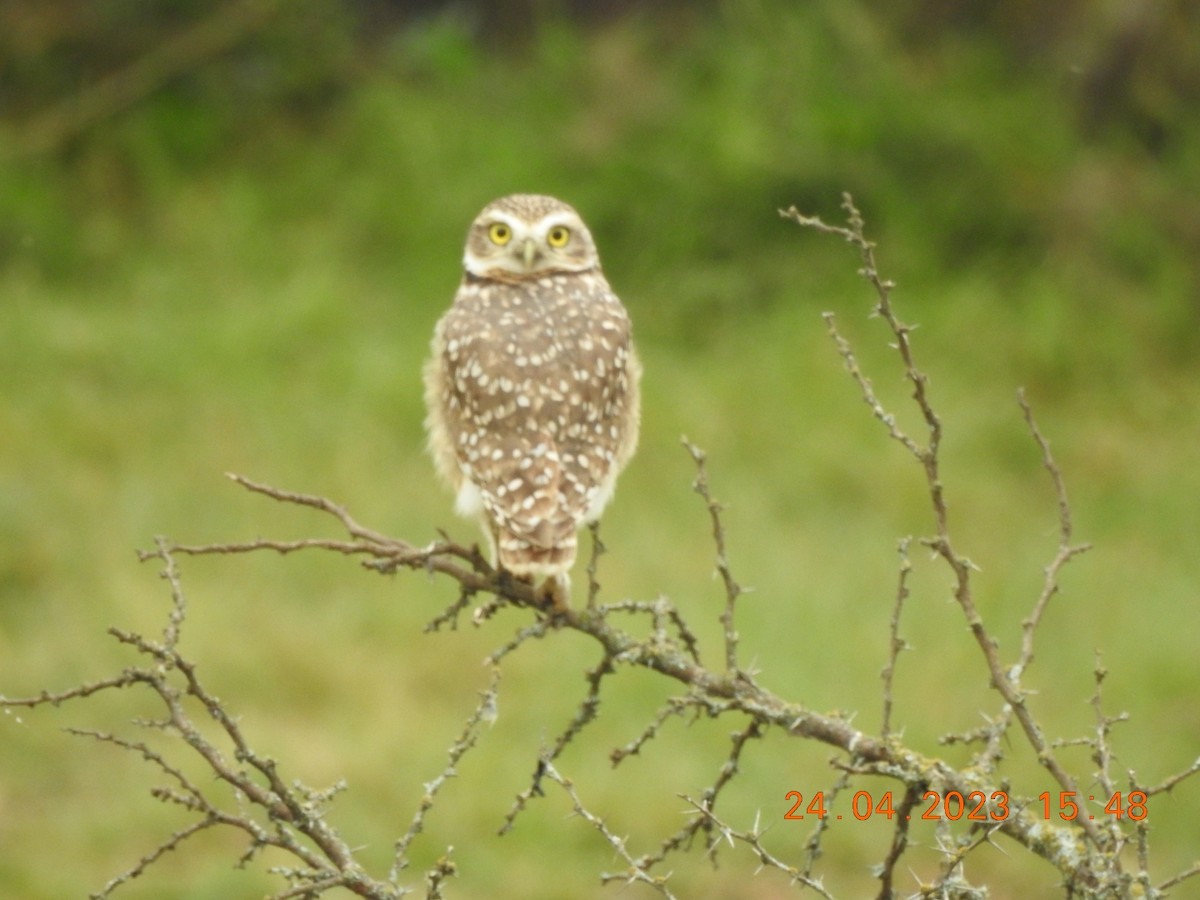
[{"xmin": 1, "ymin": 1, "xmax": 1198, "ymax": 897}]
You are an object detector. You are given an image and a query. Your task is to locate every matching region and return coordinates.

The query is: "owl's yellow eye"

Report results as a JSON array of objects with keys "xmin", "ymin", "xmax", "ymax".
[
  {"xmin": 547, "ymin": 225, "xmax": 571, "ymax": 248},
  {"xmin": 488, "ymin": 223, "xmax": 512, "ymax": 245}
]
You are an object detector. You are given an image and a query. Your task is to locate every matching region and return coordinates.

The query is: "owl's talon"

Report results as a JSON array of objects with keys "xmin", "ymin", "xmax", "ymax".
[{"xmin": 535, "ymin": 573, "xmax": 571, "ymax": 615}]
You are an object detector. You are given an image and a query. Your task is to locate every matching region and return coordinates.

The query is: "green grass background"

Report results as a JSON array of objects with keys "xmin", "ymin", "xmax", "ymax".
[{"xmin": 2, "ymin": 2, "xmax": 1198, "ymax": 897}]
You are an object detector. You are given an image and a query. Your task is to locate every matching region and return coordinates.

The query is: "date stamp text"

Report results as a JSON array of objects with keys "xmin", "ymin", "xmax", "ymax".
[{"xmin": 784, "ymin": 790, "xmax": 1147, "ymax": 822}]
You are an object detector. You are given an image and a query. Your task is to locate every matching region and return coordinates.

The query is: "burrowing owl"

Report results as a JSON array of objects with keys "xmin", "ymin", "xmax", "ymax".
[{"xmin": 424, "ymin": 194, "xmax": 641, "ymax": 607}]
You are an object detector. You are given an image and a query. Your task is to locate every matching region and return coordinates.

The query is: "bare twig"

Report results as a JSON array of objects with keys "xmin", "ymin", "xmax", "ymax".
[
  {"xmin": 597, "ymin": 596, "xmax": 702, "ymax": 665},
  {"xmin": 1088, "ymin": 653, "xmax": 1127, "ymax": 809},
  {"xmin": 676, "ymin": 797, "xmax": 836, "ymax": 898},
  {"xmin": 537, "ymin": 760, "xmax": 678, "ymax": 897},
  {"xmin": 1159, "ymin": 861, "xmax": 1200, "ymax": 892},
  {"xmin": 918, "ymin": 819, "xmax": 1003, "ymax": 899},
  {"xmin": 90, "ymin": 815, "xmax": 221, "ymax": 899},
  {"xmin": 874, "ymin": 784, "xmax": 923, "ymax": 900},
  {"xmin": 390, "ymin": 667, "xmax": 501, "ymax": 881},
  {"xmin": 682, "ymin": 436, "xmax": 745, "ymax": 673},
  {"xmin": 610, "ymin": 691, "xmax": 706, "ymax": 766},
  {"xmin": 423, "ymin": 583, "xmax": 477, "ymax": 632},
  {"xmin": 654, "ymin": 718, "xmax": 766, "ymax": 870},
  {"xmin": 586, "ymin": 521, "xmax": 606, "ymax": 609},
  {"xmin": 801, "ymin": 770, "xmax": 851, "ymax": 880},
  {"xmin": 1014, "ymin": 389, "xmax": 1093, "ymax": 679},
  {"xmin": 1144, "ymin": 756, "xmax": 1200, "ymax": 797},
  {"xmin": 880, "ymin": 537, "xmax": 913, "ymax": 738}
]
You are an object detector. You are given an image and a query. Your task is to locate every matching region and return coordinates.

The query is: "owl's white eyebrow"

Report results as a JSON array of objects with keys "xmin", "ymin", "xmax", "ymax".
[
  {"xmin": 485, "ymin": 212, "xmax": 525, "ymax": 230},
  {"xmin": 535, "ymin": 214, "xmax": 576, "ymax": 231}
]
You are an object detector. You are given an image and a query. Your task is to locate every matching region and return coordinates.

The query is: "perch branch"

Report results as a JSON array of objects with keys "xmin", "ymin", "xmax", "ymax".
[{"xmin": 119, "ymin": 467, "xmax": 1128, "ymax": 890}]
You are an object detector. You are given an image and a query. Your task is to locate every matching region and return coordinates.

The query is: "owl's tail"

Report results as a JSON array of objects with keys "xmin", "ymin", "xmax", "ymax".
[{"xmin": 496, "ymin": 529, "xmax": 577, "ymax": 577}]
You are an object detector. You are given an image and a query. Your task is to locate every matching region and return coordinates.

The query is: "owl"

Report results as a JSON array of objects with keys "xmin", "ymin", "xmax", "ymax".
[{"xmin": 423, "ymin": 194, "xmax": 641, "ymax": 608}]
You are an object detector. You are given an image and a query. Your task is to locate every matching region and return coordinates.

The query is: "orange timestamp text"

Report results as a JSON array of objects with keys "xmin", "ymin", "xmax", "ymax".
[{"xmin": 784, "ymin": 789, "xmax": 1148, "ymax": 822}]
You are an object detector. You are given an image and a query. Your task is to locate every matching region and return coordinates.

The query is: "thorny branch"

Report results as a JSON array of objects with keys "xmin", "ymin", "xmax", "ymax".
[
  {"xmin": 785, "ymin": 199, "xmax": 1101, "ymax": 837},
  {"xmin": 1015, "ymin": 388, "xmax": 1094, "ymax": 679},
  {"xmin": 875, "ymin": 784, "xmax": 924, "ymax": 900},
  {"xmin": 619, "ymin": 716, "xmax": 768, "ymax": 879},
  {"xmin": 3, "ymin": 541, "xmax": 402, "ymax": 899},
  {"xmin": 677, "ymin": 797, "xmax": 836, "ymax": 899},
  {"xmin": 540, "ymin": 760, "xmax": 679, "ymax": 899},
  {"xmin": 880, "ymin": 537, "xmax": 913, "ymax": 738},
  {"xmin": 782, "ymin": 195, "xmax": 1196, "ymax": 894},
  {"xmin": 682, "ymin": 437, "xmax": 746, "ymax": 673},
  {"xmin": 389, "ymin": 667, "xmax": 502, "ymax": 881},
  {"xmin": 3, "ymin": 197, "xmax": 1197, "ymax": 898}
]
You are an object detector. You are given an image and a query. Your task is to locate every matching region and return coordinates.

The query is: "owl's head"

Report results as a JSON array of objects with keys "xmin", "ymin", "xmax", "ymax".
[{"xmin": 463, "ymin": 194, "xmax": 600, "ymax": 280}]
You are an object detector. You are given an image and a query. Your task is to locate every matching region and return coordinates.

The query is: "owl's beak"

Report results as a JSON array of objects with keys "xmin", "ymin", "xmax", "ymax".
[{"xmin": 521, "ymin": 238, "xmax": 538, "ymax": 270}]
